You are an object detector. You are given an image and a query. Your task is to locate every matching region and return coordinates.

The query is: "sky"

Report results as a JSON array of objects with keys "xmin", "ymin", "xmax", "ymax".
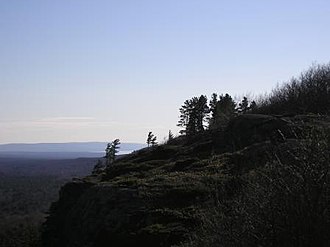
[{"xmin": 1, "ymin": 0, "xmax": 330, "ymax": 144}]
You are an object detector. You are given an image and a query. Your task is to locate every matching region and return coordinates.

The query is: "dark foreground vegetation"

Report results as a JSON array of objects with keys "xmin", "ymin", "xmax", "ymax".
[{"xmin": 40, "ymin": 63, "xmax": 330, "ymax": 247}]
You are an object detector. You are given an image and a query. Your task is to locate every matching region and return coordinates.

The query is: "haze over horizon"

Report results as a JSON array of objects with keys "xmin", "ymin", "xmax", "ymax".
[
  {"xmin": 0, "ymin": 142, "xmax": 146, "ymax": 158},
  {"xmin": 1, "ymin": 0, "xmax": 330, "ymax": 144}
]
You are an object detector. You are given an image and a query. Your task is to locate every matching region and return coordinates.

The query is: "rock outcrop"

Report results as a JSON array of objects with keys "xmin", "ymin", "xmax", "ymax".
[{"xmin": 41, "ymin": 114, "xmax": 330, "ymax": 247}]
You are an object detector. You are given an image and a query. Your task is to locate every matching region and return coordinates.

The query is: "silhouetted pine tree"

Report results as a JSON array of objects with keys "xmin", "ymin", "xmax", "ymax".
[
  {"xmin": 147, "ymin": 132, "xmax": 157, "ymax": 147},
  {"xmin": 208, "ymin": 93, "xmax": 218, "ymax": 127},
  {"xmin": 104, "ymin": 139, "xmax": 120, "ymax": 166},
  {"xmin": 147, "ymin": 132, "xmax": 154, "ymax": 147},
  {"xmin": 210, "ymin": 93, "xmax": 236, "ymax": 128},
  {"xmin": 237, "ymin": 96, "xmax": 249, "ymax": 114},
  {"xmin": 196, "ymin": 95, "xmax": 209, "ymax": 132},
  {"xmin": 177, "ymin": 95, "xmax": 209, "ymax": 136},
  {"xmin": 151, "ymin": 135, "xmax": 157, "ymax": 146}
]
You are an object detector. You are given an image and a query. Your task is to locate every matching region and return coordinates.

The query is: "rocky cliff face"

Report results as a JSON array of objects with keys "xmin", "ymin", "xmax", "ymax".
[{"xmin": 41, "ymin": 114, "xmax": 330, "ymax": 247}]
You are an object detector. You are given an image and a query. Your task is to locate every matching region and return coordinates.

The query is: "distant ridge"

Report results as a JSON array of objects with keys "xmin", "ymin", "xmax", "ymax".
[
  {"xmin": 0, "ymin": 142, "xmax": 146, "ymax": 159},
  {"xmin": 0, "ymin": 142, "xmax": 145, "ymax": 152}
]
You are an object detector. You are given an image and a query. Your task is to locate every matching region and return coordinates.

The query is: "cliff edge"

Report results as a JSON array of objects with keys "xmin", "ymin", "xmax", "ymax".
[{"xmin": 41, "ymin": 114, "xmax": 330, "ymax": 247}]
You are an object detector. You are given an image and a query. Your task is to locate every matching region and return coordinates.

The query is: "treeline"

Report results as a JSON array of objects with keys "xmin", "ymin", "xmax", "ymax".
[
  {"xmin": 177, "ymin": 94, "xmax": 256, "ymax": 135},
  {"xmin": 256, "ymin": 63, "xmax": 330, "ymax": 115},
  {"xmin": 178, "ymin": 63, "xmax": 330, "ymax": 135}
]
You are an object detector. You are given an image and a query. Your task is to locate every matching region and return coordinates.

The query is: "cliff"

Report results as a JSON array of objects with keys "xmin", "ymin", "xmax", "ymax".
[{"xmin": 41, "ymin": 114, "xmax": 330, "ymax": 247}]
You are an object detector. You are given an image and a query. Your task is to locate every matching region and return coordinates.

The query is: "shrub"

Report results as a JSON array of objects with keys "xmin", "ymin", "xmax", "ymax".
[{"xmin": 256, "ymin": 63, "xmax": 330, "ymax": 115}]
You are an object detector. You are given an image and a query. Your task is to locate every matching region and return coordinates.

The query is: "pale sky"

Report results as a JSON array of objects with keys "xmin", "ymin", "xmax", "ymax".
[{"xmin": 1, "ymin": 0, "xmax": 330, "ymax": 144}]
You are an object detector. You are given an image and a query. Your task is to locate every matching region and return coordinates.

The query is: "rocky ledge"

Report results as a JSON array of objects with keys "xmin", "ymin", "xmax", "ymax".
[{"xmin": 41, "ymin": 114, "xmax": 330, "ymax": 247}]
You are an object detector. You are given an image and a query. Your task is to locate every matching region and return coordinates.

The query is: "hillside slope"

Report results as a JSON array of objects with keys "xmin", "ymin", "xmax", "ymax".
[{"xmin": 41, "ymin": 114, "xmax": 330, "ymax": 247}]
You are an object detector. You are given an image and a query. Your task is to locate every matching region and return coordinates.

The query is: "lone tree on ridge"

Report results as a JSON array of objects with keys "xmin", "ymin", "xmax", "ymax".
[{"xmin": 105, "ymin": 139, "xmax": 120, "ymax": 167}]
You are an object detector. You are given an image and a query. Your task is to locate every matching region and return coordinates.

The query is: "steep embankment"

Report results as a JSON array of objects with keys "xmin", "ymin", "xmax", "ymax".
[{"xmin": 41, "ymin": 114, "xmax": 330, "ymax": 247}]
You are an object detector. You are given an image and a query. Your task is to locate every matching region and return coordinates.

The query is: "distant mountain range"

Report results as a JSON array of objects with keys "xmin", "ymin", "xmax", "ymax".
[{"xmin": 0, "ymin": 142, "xmax": 146, "ymax": 159}]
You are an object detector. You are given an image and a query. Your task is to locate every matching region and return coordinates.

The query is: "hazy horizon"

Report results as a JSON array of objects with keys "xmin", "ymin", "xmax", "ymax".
[
  {"xmin": 0, "ymin": 141, "xmax": 145, "ymax": 145},
  {"xmin": 1, "ymin": 0, "xmax": 330, "ymax": 143},
  {"xmin": 0, "ymin": 141, "xmax": 146, "ymax": 159},
  {"xmin": 0, "ymin": 141, "xmax": 145, "ymax": 150}
]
